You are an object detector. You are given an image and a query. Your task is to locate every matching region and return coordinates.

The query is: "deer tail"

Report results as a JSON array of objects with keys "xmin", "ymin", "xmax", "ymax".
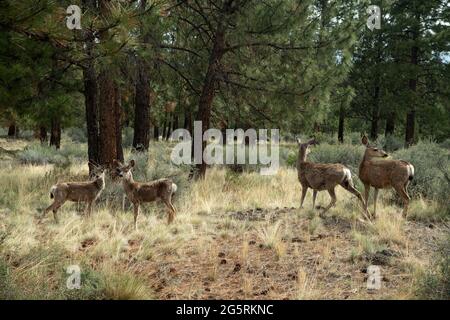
[
  {"xmin": 341, "ymin": 168, "xmax": 354, "ymax": 186},
  {"xmin": 171, "ymin": 183, "xmax": 178, "ymax": 194},
  {"xmin": 50, "ymin": 185, "xmax": 57, "ymax": 199},
  {"xmin": 407, "ymin": 164, "xmax": 415, "ymax": 181}
]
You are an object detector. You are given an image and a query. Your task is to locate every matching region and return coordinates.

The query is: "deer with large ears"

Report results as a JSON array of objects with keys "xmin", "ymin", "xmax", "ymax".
[
  {"xmin": 359, "ymin": 135, "xmax": 415, "ymax": 218},
  {"xmin": 113, "ymin": 159, "xmax": 177, "ymax": 230},
  {"xmin": 42, "ymin": 166, "xmax": 106, "ymax": 223},
  {"xmin": 296, "ymin": 138, "xmax": 366, "ymax": 215}
]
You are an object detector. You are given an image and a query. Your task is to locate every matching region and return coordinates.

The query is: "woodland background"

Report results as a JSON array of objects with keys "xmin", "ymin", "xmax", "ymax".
[{"xmin": 0, "ymin": 0, "xmax": 449, "ymax": 300}]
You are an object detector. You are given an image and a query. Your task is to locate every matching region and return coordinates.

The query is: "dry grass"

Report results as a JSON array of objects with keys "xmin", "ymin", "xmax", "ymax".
[{"xmin": 0, "ymin": 141, "xmax": 448, "ymax": 300}]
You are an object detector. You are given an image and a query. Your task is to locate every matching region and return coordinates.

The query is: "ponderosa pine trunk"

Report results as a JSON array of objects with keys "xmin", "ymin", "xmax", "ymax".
[
  {"xmin": 385, "ymin": 111, "xmax": 395, "ymax": 136},
  {"xmin": 370, "ymin": 85, "xmax": 380, "ymax": 141},
  {"xmin": 7, "ymin": 124, "xmax": 17, "ymax": 137},
  {"xmin": 82, "ymin": 0, "xmax": 99, "ymax": 175},
  {"xmin": 132, "ymin": 0, "xmax": 151, "ymax": 151},
  {"xmin": 39, "ymin": 126, "xmax": 47, "ymax": 144},
  {"xmin": 133, "ymin": 58, "xmax": 151, "ymax": 151},
  {"xmin": 405, "ymin": 15, "xmax": 419, "ymax": 147},
  {"xmin": 49, "ymin": 118, "xmax": 61, "ymax": 149},
  {"xmin": 115, "ymin": 85, "xmax": 124, "ymax": 162},
  {"xmin": 195, "ymin": 27, "xmax": 226, "ymax": 178},
  {"xmin": 97, "ymin": 0, "xmax": 123, "ymax": 170},
  {"xmin": 338, "ymin": 105, "xmax": 344, "ymax": 143},
  {"xmin": 98, "ymin": 70, "xmax": 118, "ymax": 168}
]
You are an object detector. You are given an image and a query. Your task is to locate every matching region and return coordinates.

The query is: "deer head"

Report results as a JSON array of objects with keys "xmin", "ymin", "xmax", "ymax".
[
  {"xmin": 89, "ymin": 162, "xmax": 106, "ymax": 181},
  {"xmin": 297, "ymin": 138, "xmax": 319, "ymax": 162},
  {"xmin": 361, "ymin": 135, "xmax": 388, "ymax": 159},
  {"xmin": 114, "ymin": 159, "xmax": 135, "ymax": 180}
]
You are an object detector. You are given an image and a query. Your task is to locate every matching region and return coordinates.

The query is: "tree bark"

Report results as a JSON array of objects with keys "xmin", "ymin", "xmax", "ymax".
[
  {"xmin": 153, "ymin": 125, "xmax": 159, "ymax": 141},
  {"xmin": 83, "ymin": 64, "xmax": 99, "ymax": 173},
  {"xmin": 370, "ymin": 85, "xmax": 380, "ymax": 141},
  {"xmin": 7, "ymin": 124, "xmax": 17, "ymax": 137},
  {"xmin": 184, "ymin": 106, "xmax": 192, "ymax": 134},
  {"xmin": 82, "ymin": 0, "xmax": 99, "ymax": 175},
  {"xmin": 385, "ymin": 111, "xmax": 395, "ymax": 136},
  {"xmin": 49, "ymin": 118, "xmax": 61, "ymax": 149},
  {"xmin": 338, "ymin": 104, "xmax": 344, "ymax": 143},
  {"xmin": 405, "ymin": 16, "xmax": 419, "ymax": 147},
  {"xmin": 132, "ymin": 0, "xmax": 151, "ymax": 151},
  {"xmin": 195, "ymin": 27, "xmax": 226, "ymax": 178},
  {"xmin": 115, "ymin": 86, "xmax": 124, "ymax": 162},
  {"xmin": 98, "ymin": 70, "xmax": 118, "ymax": 168},
  {"xmin": 39, "ymin": 126, "xmax": 47, "ymax": 143},
  {"xmin": 97, "ymin": 0, "xmax": 123, "ymax": 170},
  {"xmin": 133, "ymin": 58, "xmax": 151, "ymax": 151}
]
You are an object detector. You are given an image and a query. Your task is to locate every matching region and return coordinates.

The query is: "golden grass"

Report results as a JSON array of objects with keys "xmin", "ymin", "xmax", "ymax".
[{"xmin": 0, "ymin": 157, "xmax": 448, "ymax": 300}]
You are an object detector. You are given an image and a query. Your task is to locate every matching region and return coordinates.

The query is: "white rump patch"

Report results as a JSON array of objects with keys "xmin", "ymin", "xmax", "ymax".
[
  {"xmin": 172, "ymin": 183, "xmax": 178, "ymax": 193},
  {"xmin": 343, "ymin": 168, "xmax": 352, "ymax": 182},
  {"xmin": 50, "ymin": 185, "xmax": 57, "ymax": 195},
  {"xmin": 407, "ymin": 164, "xmax": 415, "ymax": 177}
]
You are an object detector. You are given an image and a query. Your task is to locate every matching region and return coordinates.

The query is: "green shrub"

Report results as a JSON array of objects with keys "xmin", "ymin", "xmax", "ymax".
[
  {"xmin": 416, "ymin": 236, "xmax": 450, "ymax": 299},
  {"xmin": 65, "ymin": 127, "xmax": 88, "ymax": 143},
  {"xmin": 439, "ymin": 138, "xmax": 450, "ymax": 150},
  {"xmin": 393, "ymin": 140, "xmax": 450, "ymax": 203},
  {"xmin": 17, "ymin": 143, "xmax": 86, "ymax": 166},
  {"xmin": 122, "ymin": 127, "xmax": 134, "ymax": 148},
  {"xmin": 308, "ymin": 143, "xmax": 365, "ymax": 172},
  {"xmin": 378, "ymin": 135, "xmax": 404, "ymax": 152}
]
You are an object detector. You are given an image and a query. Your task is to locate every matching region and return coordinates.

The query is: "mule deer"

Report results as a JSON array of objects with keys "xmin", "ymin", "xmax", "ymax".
[
  {"xmin": 114, "ymin": 159, "xmax": 177, "ymax": 229},
  {"xmin": 42, "ymin": 169, "xmax": 106, "ymax": 223},
  {"xmin": 359, "ymin": 135, "xmax": 414, "ymax": 218},
  {"xmin": 297, "ymin": 138, "xmax": 365, "ymax": 215}
]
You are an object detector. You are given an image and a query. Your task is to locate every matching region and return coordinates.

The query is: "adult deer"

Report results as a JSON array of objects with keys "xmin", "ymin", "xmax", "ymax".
[
  {"xmin": 297, "ymin": 138, "xmax": 365, "ymax": 215},
  {"xmin": 42, "ymin": 168, "xmax": 106, "ymax": 223},
  {"xmin": 359, "ymin": 135, "xmax": 415, "ymax": 218},
  {"xmin": 114, "ymin": 160, "xmax": 177, "ymax": 230}
]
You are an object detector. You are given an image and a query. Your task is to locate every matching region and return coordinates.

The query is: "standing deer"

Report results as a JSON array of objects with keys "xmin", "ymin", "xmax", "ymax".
[
  {"xmin": 114, "ymin": 159, "xmax": 177, "ymax": 230},
  {"xmin": 359, "ymin": 135, "xmax": 414, "ymax": 218},
  {"xmin": 297, "ymin": 138, "xmax": 365, "ymax": 215},
  {"xmin": 42, "ymin": 168, "xmax": 106, "ymax": 223}
]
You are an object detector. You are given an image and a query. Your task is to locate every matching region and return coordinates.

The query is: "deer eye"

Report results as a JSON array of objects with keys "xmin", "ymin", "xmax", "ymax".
[{"xmin": 373, "ymin": 148, "xmax": 378, "ymax": 151}]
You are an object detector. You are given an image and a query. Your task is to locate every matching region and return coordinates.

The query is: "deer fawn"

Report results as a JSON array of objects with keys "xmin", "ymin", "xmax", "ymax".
[
  {"xmin": 297, "ymin": 138, "xmax": 365, "ymax": 215},
  {"xmin": 42, "ymin": 168, "xmax": 106, "ymax": 223},
  {"xmin": 114, "ymin": 160, "xmax": 177, "ymax": 230},
  {"xmin": 359, "ymin": 135, "xmax": 415, "ymax": 218}
]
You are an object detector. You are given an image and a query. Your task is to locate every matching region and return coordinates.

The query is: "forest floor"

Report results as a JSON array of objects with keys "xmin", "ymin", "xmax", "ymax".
[{"xmin": 0, "ymin": 137, "xmax": 448, "ymax": 299}]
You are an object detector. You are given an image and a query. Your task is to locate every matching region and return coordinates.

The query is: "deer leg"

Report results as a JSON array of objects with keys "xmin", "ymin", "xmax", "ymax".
[
  {"xmin": 86, "ymin": 201, "xmax": 93, "ymax": 218},
  {"xmin": 43, "ymin": 202, "xmax": 56, "ymax": 218},
  {"xmin": 363, "ymin": 184, "xmax": 371, "ymax": 213},
  {"xmin": 341, "ymin": 182, "xmax": 365, "ymax": 206},
  {"xmin": 163, "ymin": 198, "xmax": 176, "ymax": 224},
  {"xmin": 52, "ymin": 202, "xmax": 64, "ymax": 224},
  {"xmin": 312, "ymin": 190, "xmax": 317, "ymax": 210},
  {"xmin": 44, "ymin": 200, "xmax": 63, "ymax": 223},
  {"xmin": 300, "ymin": 186, "xmax": 308, "ymax": 209},
  {"xmin": 122, "ymin": 194, "xmax": 127, "ymax": 211},
  {"xmin": 133, "ymin": 203, "xmax": 140, "ymax": 230},
  {"xmin": 321, "ymin": 188, "xmax": 337, "ymax": 215},
  {"xmin": 373, "ymin": 188, "xmax": 379, "ymax": 219},
  {"xmin": 394, "ymin": 185, "xmax": 410, "ymax": 218}
]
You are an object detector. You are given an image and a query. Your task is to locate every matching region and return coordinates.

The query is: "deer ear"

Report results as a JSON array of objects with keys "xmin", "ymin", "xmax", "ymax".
[
  {"xmin": 113, "ymin": 159, "xmax": 123, "ymax": 167},
  {"xmin": 308, "ymin": 138, "xmax": 317, "ymax": 146},
  {"xmin": 129, "ymin": 159, "xmax": 135, "ymax": 167},
  {"xmin": 362, "ymin": 135, "xmax": 369, "ymax": 146},
  {"xmin": 297, "ymin": 138, "xmax": 302, "ymax": 145}
]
